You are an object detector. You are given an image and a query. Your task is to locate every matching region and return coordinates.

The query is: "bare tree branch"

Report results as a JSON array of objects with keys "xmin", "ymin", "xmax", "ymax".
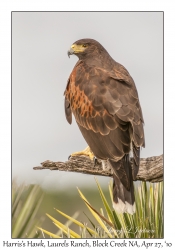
[{"xmin": 33, "ymin": 154, "xmax": 163, "ymax": 183}]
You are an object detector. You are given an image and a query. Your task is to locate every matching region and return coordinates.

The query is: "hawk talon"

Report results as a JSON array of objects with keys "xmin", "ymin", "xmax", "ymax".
[{"xmin": 69, "ymin": 146, "xmax": 95, "ymax": 161}]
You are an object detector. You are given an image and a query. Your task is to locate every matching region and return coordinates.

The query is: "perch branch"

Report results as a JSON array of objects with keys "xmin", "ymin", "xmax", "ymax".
[{"xmin": 33, "ymin": 154, "xmax": 163, "ymax": 183}]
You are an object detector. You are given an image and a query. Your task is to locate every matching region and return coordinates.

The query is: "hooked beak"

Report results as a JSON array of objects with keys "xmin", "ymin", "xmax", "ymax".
[{"xmin": 67, "ymin": 47, "xmax": 74, "ymax": 58}]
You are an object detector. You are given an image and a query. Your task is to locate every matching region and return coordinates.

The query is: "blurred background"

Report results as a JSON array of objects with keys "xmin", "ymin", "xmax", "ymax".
[{"xmin": 12, "ymin": 12, "xmax": 163, "ymax": 225}]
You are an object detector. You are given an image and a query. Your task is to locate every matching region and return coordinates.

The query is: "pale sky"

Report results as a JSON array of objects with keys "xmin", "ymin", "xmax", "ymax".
[{"xmin": 12, "ymin": 12, "xmax": 163, "ymax": 190}]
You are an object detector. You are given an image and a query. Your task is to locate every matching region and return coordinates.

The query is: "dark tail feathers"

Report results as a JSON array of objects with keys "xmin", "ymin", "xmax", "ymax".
[{"xmin": 109, "ymin": 156, "xmax": 135, "ymax": 214}]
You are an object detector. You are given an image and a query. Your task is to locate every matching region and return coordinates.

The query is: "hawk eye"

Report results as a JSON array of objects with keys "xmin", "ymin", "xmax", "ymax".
[{"xmin": 82, "ymin": 44, "xmax": 87, "ymax": 47}]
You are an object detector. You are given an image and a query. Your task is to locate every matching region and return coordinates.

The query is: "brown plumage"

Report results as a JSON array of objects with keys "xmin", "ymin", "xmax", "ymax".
[{"xmin": 64, "ymin": 38, "xmax": 145, "ymax": 214}]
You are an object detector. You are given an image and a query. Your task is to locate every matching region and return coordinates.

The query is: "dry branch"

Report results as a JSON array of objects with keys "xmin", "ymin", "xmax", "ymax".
[{"xmin": 33, "ymin": 154, "xmax": 163, "ymax": 183}]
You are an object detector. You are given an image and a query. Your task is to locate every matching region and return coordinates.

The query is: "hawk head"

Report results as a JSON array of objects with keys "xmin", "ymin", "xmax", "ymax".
[{"xmin": 68, "ymin": 38, "xmax": 107, "ymax": 60}]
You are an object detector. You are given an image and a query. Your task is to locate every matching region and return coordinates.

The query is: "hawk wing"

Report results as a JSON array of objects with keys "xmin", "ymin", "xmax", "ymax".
[{"xmin": 64, "ymin": 60, "xmax": 145, "ymax": 184}]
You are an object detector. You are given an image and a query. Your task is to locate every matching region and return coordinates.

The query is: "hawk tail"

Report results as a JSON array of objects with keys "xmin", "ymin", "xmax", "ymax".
[{"xmin": 109, "ymin": 158, "xmax": 135, "ymax": 215}]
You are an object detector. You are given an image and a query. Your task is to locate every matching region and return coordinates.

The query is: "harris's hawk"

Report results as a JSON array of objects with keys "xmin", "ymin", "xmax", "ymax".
[{"xmin": 64, "ymin": 38, "xmax": 145, "ymax": 214}]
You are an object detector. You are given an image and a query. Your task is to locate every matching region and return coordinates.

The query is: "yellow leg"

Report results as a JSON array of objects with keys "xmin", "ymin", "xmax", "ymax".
[{"xmin": 70, "ymin": 146, "xmax": 94, "ymax": 160}]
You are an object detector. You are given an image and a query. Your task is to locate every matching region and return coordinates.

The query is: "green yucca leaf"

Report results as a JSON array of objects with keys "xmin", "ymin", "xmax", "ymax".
[
  {"xmin": 12, "ymin": 182, "xmax": 44, "ymax": 238},
  {"xmin": 83, "ymin": 199, "xmax": 114, "ymax": 228},
  {"xmin": 37, "ymin": 227, "xmax": 61, "ymax": 238},
  {"xmin": 83, "ymin": 212, "xmax": 96, "ymax": 230},
  {"xmin": 100, "ymin": 208, "xmax": 105, "ymax": 217},
  {"xmin": 123, "ymin": 213, "xmax": 135, "ymax": 238},
  {"xmin": 46, "ymin": 213, "xmax": 81, "ymax": 238},
  {"xmin": 95, "ymin": 178, "xmax": 117, "ymax": 227},
  {"xmin": 77, "ymin": 188, "xmax": 113, "ymax": 238},
  {"xmin": 55, "ymin": 209, "xmax": 99, "ymax": 237},
  {"xmin": 12, "ymin": 184, "xmax": 25, "ymax": 216},
  {"xmin": 112, "ymin": 210, "xmax": 122, "ymax": 230},
  {"xmin": 108, "ymin": 182, "xmax": 124, "ymax": 231},
  {"xmin": 55, "ymin": 211, "xmax": 79, "ymax": 237},
  {"xmin": 53, "ymin": 222, "xmax": 73, "ymax": 238}
]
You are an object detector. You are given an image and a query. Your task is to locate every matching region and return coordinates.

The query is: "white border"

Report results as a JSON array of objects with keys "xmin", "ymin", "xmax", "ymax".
[{"xmin": 0, "ymin": 0, "xmax": 175, "ymax": 247}]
